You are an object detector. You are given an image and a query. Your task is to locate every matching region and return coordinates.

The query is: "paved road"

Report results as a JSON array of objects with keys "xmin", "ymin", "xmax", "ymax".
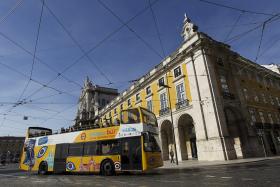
[{"xmin": 0, "ymin": 159, "xmax": 280, "ymax": 187}]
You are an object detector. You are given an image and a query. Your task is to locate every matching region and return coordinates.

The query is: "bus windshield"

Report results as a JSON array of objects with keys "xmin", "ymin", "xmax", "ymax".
[
  {"xmin": 28, "ymin": 127, "xmax": 52, "ymax": 137},
  {"xmin": 141, "ymin": 108, "xmax": 158, "ymax": 127},
  {"xmin": 121, "ymin": 108, "xmax": 140, "ymax": 124},
  {"xmin": 143, "ymin": 132, "xmax": 161, "ymax": 152}
]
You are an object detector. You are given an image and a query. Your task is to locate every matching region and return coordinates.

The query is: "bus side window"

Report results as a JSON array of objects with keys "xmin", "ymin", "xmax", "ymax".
[
  {"xmin": 98, "ymin": 140, "xmax": 120, "ymax": 155},
  {"xmin": 68, "ymin": 143, "xmax": 84, "ymax": 157},
  {"xmin": 83, "ymin": 142, "xmax": 97, "ymax": 156}
]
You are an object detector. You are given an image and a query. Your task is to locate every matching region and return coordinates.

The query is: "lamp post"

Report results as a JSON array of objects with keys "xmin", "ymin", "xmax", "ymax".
[{"xmin": 159, "ymin": 72, "xmax": 179, "ymax": 165}]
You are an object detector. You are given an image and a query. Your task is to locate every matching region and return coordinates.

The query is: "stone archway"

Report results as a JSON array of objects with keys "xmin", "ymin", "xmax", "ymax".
[
  {"xmin": 177, "ymin": 114, "xmax": 197, "ymax": 160},
  {"xmin": 160, "ymin": 120, "xmax": 174, "ymax": 161}
]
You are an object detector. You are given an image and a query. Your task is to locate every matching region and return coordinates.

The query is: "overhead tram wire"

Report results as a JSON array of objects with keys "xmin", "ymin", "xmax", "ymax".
[
  {"xmin": 97, "ymin": 0, "xmax": 163, "ymax": 59},
  {"xmin": 0, "ymin": 0, "xmax": 24, "ymax": 25},
  {"xmin": 41, "ymin": 103, "xmax": 78, "ymax": 124},
  {"xmin": 235, "ymin": 13, "xmax": 280, "ymax": 74},
  {"xmin": 196, "ymin": 0, "xmax": 275, "ymax": 16},
  {"xmin": 0, "ymin": 61, "xmax": 78, "ymax": 99},
  {"xmin": 42, "ymin": 0, "xmax": 112, "ymax": 85},
  {"xmin": 254, "ymin": 22, "xmax": 266, "ymax": 62},
  {"xmin": 223, "ymin": 11, "xmax": 244, "ymax": 42},
  {"xmin": 148, "ymin": 0, "xmax": 166, "ymax": 57},
  {"xmin": 17, "ymin": 0, "xmax": 45, "ymax": 102},
  {"xmin": 0, "ymin": 31, "xmax": 83, "ymax": 90},
  {"xmin": 0, "ymin": 0, "xmax": 82, "ymax": 94},
  {"xmin": 226, "ymin": 13, "xmax": 280, "ymax": 44},
  {"xmin": 1, "ymin": 2, "xmax": 46, "ymax": 121},
  {"xmin": 17, "ymin": 0, "xmax": 160, "ymax": 100},
  {"xmin": 203, "ymin": 21, "xmax": 263, "ymax": 30},
  {"xmin": 258, "ymin": 36, "xmax": 280, "ymax": 58}
]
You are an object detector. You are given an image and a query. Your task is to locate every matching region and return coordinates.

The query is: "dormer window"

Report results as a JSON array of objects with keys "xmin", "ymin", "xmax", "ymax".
[
  {"xmin": 146, "ymin": 86, "xmax": 151, "ymax": 95},
  {"xmin": 158, "ymin": 77, "xmax": 165, "ymax": 87},
  {"xmin": 174, "ymin": 66, "xmax": 182, "ymax": 78},
  {"xmin": 136, "ymin": 93, "xmax": 141, "ymax": 101}
]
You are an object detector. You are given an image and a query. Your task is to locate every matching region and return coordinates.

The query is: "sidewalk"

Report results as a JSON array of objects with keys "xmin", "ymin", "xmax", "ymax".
[
  {"xmin": 0, "ymin": 163, "xmax": 19, "ymax": 170},
  {"xmin": 159, "ymin": 156, "xmax": 280, "ymax": 169}
]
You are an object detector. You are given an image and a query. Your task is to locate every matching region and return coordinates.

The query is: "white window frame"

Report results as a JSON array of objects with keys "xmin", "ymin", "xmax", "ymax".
[
  {"xmin": 176, "ymin": 81, "xmax": 186, "ymax": 103},
  {"xmin": 136, "ymin": 93, "xmax": 141, "ymax": 102},
  {"xmin": 268, "ymin": 113, "xmax": 274, "ymax": 124},
  {"xmin": 158, "ymin": 77, "xmax": 165, "ymax": 88},
  {"xmin": 259, "ymin": 111, "xmax": 265, "ymax": 124},
  {"xmin": 243, "ymin": 88, "xmax": 248, "ymax": 100},
  {"xmin": 159, "ymin": 91, "xmax": 168, "ymax": 110},
  {"xmin": 146, "ymin": 86, "xmax": 151, "ymax": 95},
  {"xmin": 147, "ymin": 99, "xmax": 153, "ymax": 112},
  {"xmin": 249, "ymin": 109, "xmax": 256, "ymax": 126},
  {"xmin": 173, "ymin": 65, "xmax": 182, "ymax": 78},
  {"xmin": 127, "ymin": 99, "xmax": 131, "ymax": 107}
]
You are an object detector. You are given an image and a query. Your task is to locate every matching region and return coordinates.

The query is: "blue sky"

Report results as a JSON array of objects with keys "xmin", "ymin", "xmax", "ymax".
[{"xmin": 0, "ymin": 0, "xmax": 279, "ymax": 136}]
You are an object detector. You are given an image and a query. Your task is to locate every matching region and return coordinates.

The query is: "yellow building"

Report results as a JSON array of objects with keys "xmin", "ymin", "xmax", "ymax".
[{"xmin": 94, "ymin": 16, "xmax": 280, "ymax": 161}]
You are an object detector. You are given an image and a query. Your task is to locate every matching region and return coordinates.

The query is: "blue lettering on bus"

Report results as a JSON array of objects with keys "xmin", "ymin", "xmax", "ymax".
[
  {"xmin": 38, "ymin": 136, "xmax": 48, "ymax": 145},
  {"xmin": 122, "ymin": 127, "xmax": 136, "ymax": 132}
]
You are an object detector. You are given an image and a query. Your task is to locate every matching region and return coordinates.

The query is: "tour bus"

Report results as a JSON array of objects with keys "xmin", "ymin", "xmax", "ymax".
[{"xmin": 19, "ymin": 107, "xmax": 163, "ymax": 175}]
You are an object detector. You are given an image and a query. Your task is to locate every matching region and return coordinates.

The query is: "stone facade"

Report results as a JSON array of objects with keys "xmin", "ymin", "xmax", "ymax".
[
  {"xmin": 92, "ymin": 15, "xmax": 280, "ymax": 161},
  {"xmin": 0, "ymin": 136, "xmax": 24, "ymax": 163},
  {"xmin": 74, "ymin": 77, "xmax": 118, "ymax": 128}
]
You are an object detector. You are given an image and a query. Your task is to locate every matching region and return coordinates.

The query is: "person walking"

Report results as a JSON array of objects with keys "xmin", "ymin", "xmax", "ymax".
[{"xmin": 170, "ymin": 148, "xmax": 175, "ymax": 163}]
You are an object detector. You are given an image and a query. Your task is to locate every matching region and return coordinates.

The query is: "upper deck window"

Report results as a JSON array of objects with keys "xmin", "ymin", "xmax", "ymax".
[
  {"xmin": 141, "ymin": 108, "xmax": 158, "ymax": 127},
  {"xmin": 121, "ymin": 109, "xmax": 140, "ymax": 124}
]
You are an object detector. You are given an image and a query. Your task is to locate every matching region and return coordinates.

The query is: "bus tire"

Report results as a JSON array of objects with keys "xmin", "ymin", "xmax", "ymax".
[
  {"xmin": 38, "ymin": 161, "xmax": 48, "ymax": 175},
  {"xmin": 100, "ymin": 159, "xmax": 115, "ymax": 176}
]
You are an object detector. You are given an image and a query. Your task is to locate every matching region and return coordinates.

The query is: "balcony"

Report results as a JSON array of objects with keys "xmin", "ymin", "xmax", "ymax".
[
  {"xmin": 222, "ymin": 92, "xmax": 235, "ymax": 100},
  {"xmin": 176, "ymin": 99, "xmax": 189, "ymax": 110},
  {"xmin": 159, "ymin": 107, "xmax": 170, "ymax": 116}
]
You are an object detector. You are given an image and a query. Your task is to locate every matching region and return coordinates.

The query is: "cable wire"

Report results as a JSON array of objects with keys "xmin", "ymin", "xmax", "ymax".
[
  {"xmin": 148, "ymin": 0, "xmax": 166, "ymax": 57},
  {"xmin": 17, "ymin": 0, "xmax": 160, "ymax": 100},
  {"xmin": 0, "ymin": 0, "xmax": 24, "ymax": 25},
  {"xmin": 97, "ymin": 0, "xmax": 163, "ymax": 59},
  {"xmin": 17, "ymin": 0, "xmax": 45, "ymax": 102},
  {"xmin": 223, "ymin": 12, "xmax": 244, "ymax": 42},
  {"xmin": 0, "ymin": 61, "xmax": 78, "ymax": 98},
  {"xmin": 42, "ymin": 0, "xmax": 113, "ymax": 84},
  {"xmin": 197, "ymin": 0, "xmax": 275, "ymax": 16},
  {"xmin": 226, "ymin": 13, "xmax": 280, "ymax": 44}
]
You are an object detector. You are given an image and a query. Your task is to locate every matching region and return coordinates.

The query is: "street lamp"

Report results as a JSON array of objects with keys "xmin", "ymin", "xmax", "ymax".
[{"xmin": 159, "ymin": 73, "xmax": 179, "ymax": 165}]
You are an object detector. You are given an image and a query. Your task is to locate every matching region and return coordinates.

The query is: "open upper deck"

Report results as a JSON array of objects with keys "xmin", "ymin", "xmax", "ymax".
[{"xmin": 27, "ymin": 107, "xmax": 159, "ymax": 139}]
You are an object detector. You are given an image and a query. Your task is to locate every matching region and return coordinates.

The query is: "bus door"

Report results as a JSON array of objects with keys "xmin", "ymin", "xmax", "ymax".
[
  {"xmin": 54, "ymin": 143, "xmax": 69, "ymax": 173},
  {"xmin": 121, "ymin": 137, "xmax": 142, "ymax": 171}
]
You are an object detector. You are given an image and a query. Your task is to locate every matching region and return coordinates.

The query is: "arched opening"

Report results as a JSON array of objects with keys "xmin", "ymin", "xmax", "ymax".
[
  {"xmin": 160, "ymin": 120, "xmax": 174, "ymax": 161},
  {"xmin": 177, "ymin": 114, "xmax": 197, "ymax": 160}
]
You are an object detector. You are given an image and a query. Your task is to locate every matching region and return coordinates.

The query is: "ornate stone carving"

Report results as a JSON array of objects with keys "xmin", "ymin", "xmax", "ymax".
[{"xmin": 181, "ymin": 14, "xmax": 198, "ymax": 41}]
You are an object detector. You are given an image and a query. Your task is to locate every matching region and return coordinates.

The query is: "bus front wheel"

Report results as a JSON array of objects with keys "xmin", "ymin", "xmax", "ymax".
[
  {"xmin": 101, "ymin": 160, "xmax": 115, "ymax": 176},
  {"xmin": 38, "ymin": 161, "xmax": 48, "ymax": 175}
]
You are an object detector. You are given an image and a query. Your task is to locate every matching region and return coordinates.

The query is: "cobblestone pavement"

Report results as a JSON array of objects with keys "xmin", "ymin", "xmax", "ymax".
[{"xmin": 0, "ymin": 158, "xmax": 279, "ymax": 187}]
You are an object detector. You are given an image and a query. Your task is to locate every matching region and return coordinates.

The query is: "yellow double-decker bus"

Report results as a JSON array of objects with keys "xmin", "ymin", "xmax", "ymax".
[{"xmin": 19, "ymin": 107, "xmax": 163, "ymax": 175}]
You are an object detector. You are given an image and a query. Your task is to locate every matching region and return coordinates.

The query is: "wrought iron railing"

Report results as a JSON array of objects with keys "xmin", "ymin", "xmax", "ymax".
[
  {"xmin": 175, "ymin": 99, "xmax": 189, "ymax": 110},
  {"xmin": 222, "ymin": 92, "xmax": 235, "ymax": 100},
  {"xmin": 159, "ymin": 107, "xmax": 170, "ymax": 116}
]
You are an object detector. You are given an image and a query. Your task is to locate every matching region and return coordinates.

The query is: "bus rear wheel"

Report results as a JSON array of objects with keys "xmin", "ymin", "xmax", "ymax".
[
  {"xmin": 38, "ymin": 161, "xmax": 48, "ymax": 175},
  {"xmin": 101, "ymin": 160, "xmax": 115, "ymax": 176}
]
